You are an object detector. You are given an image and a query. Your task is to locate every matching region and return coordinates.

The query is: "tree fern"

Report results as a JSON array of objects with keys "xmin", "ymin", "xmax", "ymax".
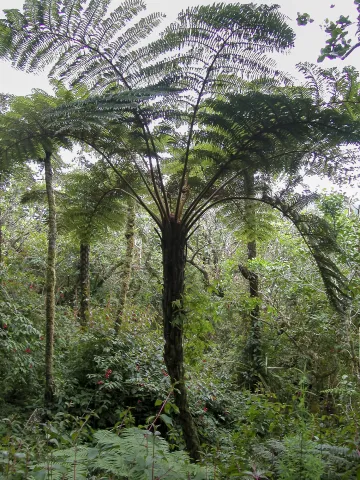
[
  {"xmin": 2, "ymin": 1, "xmax": 360, "ymax": 457},
  {"xmin": 260, "ymin": 191, "xmax": 350, "ymax": 312}
]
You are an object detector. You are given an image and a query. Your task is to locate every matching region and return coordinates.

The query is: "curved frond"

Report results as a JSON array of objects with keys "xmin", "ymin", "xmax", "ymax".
[
  {"xmin": 261, "ymin": 192, "xmax": 350, "ymax": 312},
  {"xmin": 0, "ymin": 0, "xmax": 164, "ymax": 91}
]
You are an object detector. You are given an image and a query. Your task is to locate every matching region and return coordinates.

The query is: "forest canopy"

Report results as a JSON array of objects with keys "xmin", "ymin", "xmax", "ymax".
[{"xmin": 0, "ymin": 1, "xmax": 360, "ymax": 478}]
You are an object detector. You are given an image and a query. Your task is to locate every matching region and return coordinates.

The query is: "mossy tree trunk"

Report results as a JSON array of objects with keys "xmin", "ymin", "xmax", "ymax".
[
  {"xmin": 162, "ymin": 217, "xmax": 201, "ymax": 462},
  {"xmin": 79, "ymin": 242, "xmax": 90, "ymax": 326},
  {"xmin": 0, "ymin": 208, "xmax": 3, "ymax": 265},
  {"xmin": 239, "ymin": 171, "xmax": 264, "ymax": 391},
  {"xmin": 239, "ymin": 239, "xmax": 263, "ymax": 391},
  {"xmin": 0, "ymin": 173, "xmax": 3, "ymax": 265},
  {"xmin": 44, "ymin": 151, "xmax": 56, "ymax": 406},
  {"xmin": 115, "ymin": 198, "xmax": 135, "ymax": 332}
]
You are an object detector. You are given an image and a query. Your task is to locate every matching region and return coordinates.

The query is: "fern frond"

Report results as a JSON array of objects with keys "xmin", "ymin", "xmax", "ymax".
[
  {"xmin": 0, "ymin": 0, "xmax": 164, "ymax": 92},
  {"xmin": 261, "ymin": 192, "xmax": 350, "ymax": 312}
]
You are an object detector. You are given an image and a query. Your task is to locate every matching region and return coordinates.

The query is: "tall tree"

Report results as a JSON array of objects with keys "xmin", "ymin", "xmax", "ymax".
[
  {"xmin": 1, "ymin": 0, "xmax": 360, "ymax": 459},
  {"xmin": 59, "ymin": 164, "xmax": 127, "ymax": 326},
  {"xmin": 0, "ymin": 91, "xmax": 74, "ymax": 405},
  {"xmin": 115, "ymin": 197, "xmax": 136, "ymax": 332},
  {"xmin": 238, "ymin": 171, "xmax": 264, "ymax": 391},
  {"xmin": 0, "ymin": 93, "xmax": 14, "ymax": 266},
  {"xmin": 43, "ymin": 150, "xmax": 56, "ymax": 404}
]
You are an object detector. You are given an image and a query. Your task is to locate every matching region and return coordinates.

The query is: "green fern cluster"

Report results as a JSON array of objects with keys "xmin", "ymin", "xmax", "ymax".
[
  {"xmin": 31, "ymin": 428, "xmax": 212, "ymax": 479},
  {"xmin": 253, "ymin": 435, "xmax": 360, "ymax": 480}
]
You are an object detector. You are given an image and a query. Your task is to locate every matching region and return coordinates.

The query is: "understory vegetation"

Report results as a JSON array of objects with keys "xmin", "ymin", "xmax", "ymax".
[
  {"xmin": 0, "ymin": 0, "xmax": 360, "ymax": 478},
  {"xmin": 1, "ymin": 178, "xmax": 359, "ymax": 479}
]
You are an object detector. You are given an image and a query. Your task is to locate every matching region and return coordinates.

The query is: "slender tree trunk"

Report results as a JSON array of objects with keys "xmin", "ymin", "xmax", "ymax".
[
  {"xmin": 79, "ymin": 242, "xmax": 90, "ymax": 326},
  {"xmin": 0, "ymin": 173, "xmax": 3, "ymax": 265},
  {"xmin": 0, "ymin": 210, "xmax": 3, "ymax": 265},
  {"xmin": 162, "ymin": 218, "xmax": 201, "ymax": 461},
  {"xmin": 239, "ymin": 171, "xmax": 264, "ymax": 391},
  {"xmin": 115, "ymin": 198, "xmax": 135, "ymax": 332},
  {"xmin": 239, "ymin": 240, "xmax": 263, "ymax": 391},
  {"xmin": 44, "ymin": 152, "xmax": 56, "ymax": 406}
]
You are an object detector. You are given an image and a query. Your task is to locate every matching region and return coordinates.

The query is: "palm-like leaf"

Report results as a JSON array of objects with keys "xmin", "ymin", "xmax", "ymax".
[{"xmin": 0, "ymin": 0, "xmax": 164, "ymax": 92}]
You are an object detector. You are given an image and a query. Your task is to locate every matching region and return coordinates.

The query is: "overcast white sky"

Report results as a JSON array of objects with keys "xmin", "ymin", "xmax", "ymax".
[{"xmin": 0, "ymin": 0, "xmax": 359, "ymax": 95}]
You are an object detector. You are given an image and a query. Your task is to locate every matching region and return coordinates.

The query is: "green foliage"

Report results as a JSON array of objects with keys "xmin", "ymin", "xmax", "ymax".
[
  {"xmin": 20, "ymin": 427, "xmax": 211, "ymax": 480},
  {"xmin": 0, "ymin": 268, "xmax": 45, "ymax": 407},
  {"xmin": 253, "ymin": 435, "xmax": 360, "ymax": 480},
  {"xmin": 1, "ymin": 0, "xmax": 360, "ymax": 475},
  {"xmin": 297, "ymin": 2, "xmax": 360, "ymax": 61},
  {"xmin": 318, "ymin": 15, "xmax": 354, "ymax": 62},
  {"xmin": 53, "ymin": 321, "xmax": 172, "ymax": 426},
  {"xmin": 59, "ymin": 165, "xmax": 127, "ymax": 244},
  {"xmin": 276, "ymin": 435, "xmax": 324, "ymax": 480},
  {"xmin": 296, "ymin": 13, "xmax": 314, "ymax": 27}
]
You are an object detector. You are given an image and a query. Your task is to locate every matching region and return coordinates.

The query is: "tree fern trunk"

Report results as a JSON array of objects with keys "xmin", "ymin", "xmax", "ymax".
[
  {"xmin": 79, "ymin": 242, "xmax": 90, "ymax": 326},
  {"xmin": 0, "ymin": 174, "xmax": 3, "ymax": 265},
  {"xmin": 115, "ymin": 198, "xmax": 135, "ymax": 332},
  {"xmin": 162, "ymin": 218, "xmax": 200, "ymax": 461},
  {"xmin": 240, "ymin": 240, "xmax": 263, "ymax": 391},
  {"xmin": 0, "ymin": 210, "xmax": 3, "ymax": 265},
  {"xmin": 44, "ymin": 152, "xmax": 56, "ymax": 406},
  {"xmin": 240, "ymin": 171, "xmax": 264, "ymax": 391}
]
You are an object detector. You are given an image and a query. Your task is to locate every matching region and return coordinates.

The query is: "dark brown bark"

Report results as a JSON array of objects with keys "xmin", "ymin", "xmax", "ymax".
[
  {"xmin": 239, "ymin": 241, "xmax": 263, "ymax": 391},
  {"xmin": 115, "ymin": 198, "xmax": 135, "ymax": 332},
  {"xmin": 162, "ymin": 218, "xmax": 201, "ymax": 461},
  {"xmin": 79, "ymin": 243, "xmax": 90, "ymax": 326},
  {"xmin": 239, "ymin": 171, "xmax": 264, "ymax": 391},
  {"xmin": 44, "ymin": 152, "xmax": 56, "ymax": 406}
]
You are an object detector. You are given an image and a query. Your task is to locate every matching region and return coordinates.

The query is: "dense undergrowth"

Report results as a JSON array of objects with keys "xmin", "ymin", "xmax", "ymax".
[
  {"xmin": 1, "ymin": 290, "xmax": 360, "ymax": 479},
  {"xmin": 1, "ymin": 179, "xmax": 360, "ymax": 479},
  {"xmin": 1, "ymin": 0, "xmax": 360, "ymax": 476}
]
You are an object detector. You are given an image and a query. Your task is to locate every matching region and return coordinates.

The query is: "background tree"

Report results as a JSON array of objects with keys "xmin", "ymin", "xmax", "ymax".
[
  {"xmin": 0, "ymin": 93, "xmax": 14, "ymax": 266},
  {"xmin": 59, "ymin": 164, "xmax": 127, "ymax": 326},
  {"xmin": 115, "ymin": 197, "xmax": 136, "ymax": 332},
  {"xmin": 0, "ymin": 90, "xmax": 74, "ymax": 404}
]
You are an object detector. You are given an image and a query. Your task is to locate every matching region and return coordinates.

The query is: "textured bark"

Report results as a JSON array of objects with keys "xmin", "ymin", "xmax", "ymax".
[
  {"xmin": 0, "ymin": 174, "xmax": 3, "ymax": 265},
  {"xmin": 115, "ymin": 198, "xmax": 135, "ymax": 332},
  {"xmin": 79, "ymin": 243, "xmax": 90, "ymax": 326},
  {"xmin": 162, "ymin": 218, "xmax": 201, "ymax": 461},
  {"xmin": 0, "ymin": 211, "xmax": 3, "ymax": 265},
  {"xmin": 44, "ymin": 152, "xmax": 56, "ymax": 406},
  {"xmin": 240, "ymin": 171, "xmax": 264, "ymax": 391},
  {"xmin": 241, "ymin": 239, "xmax": 263, "ymax": 391}
]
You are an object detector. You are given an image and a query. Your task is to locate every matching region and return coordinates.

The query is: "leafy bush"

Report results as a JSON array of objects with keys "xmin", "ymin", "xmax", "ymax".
[
  {"xmin": 0, "ymin": 292, "xmax": 45, "ymax": 407},
  {"xmin": 55, "ymin": 323, "xmax": 171, "ymax": 427}
]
